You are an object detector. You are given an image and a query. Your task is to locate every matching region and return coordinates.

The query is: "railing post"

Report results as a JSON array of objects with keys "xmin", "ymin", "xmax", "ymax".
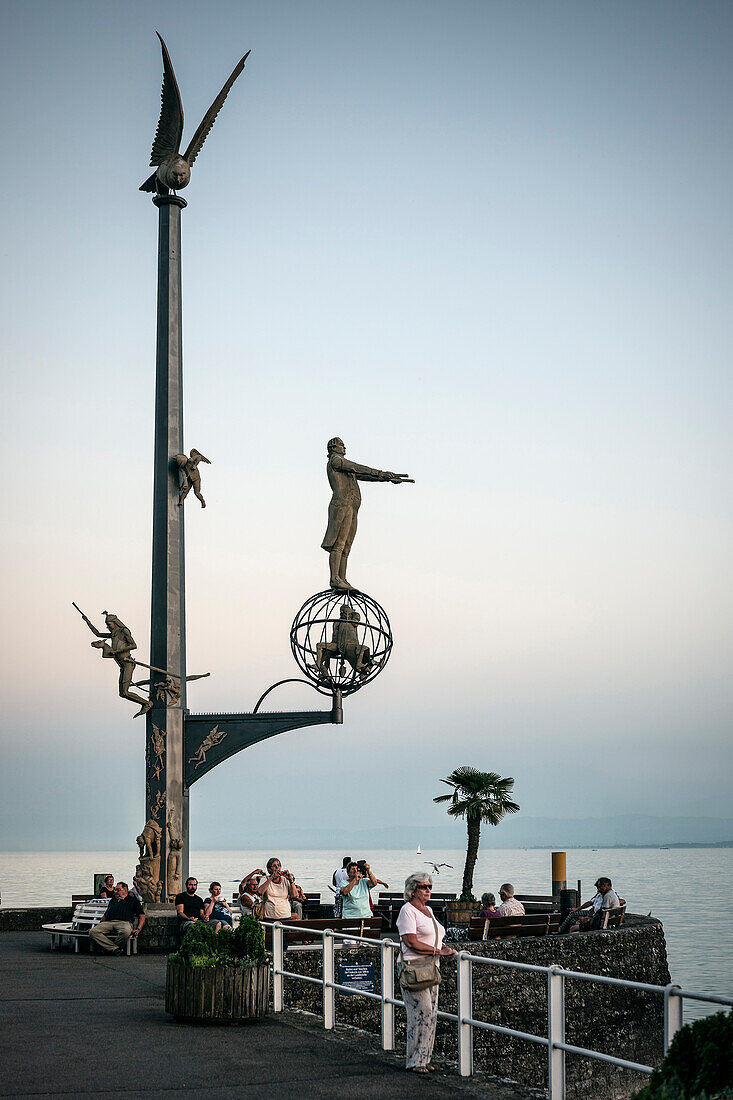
[
  {"xmin": 664, "ymin": 984, "xmax": 683, "ymax": 1054},
  {"xmin": 323, "ymin": 930, "xmax": 335, "ymax": 1030},
  {"xmin": 381, "ymin": 940, "xmax": 395, "ymax": 1050},
  {"xmin": 547, "ymin": 965, "xmax": 566, "ymax": 1100},
  {"xmin": 457, "ymin": 951, "xmax": 474, "ymax": 1077},
  {"xmin": 272, "ymin": 922, "xmax": 284, "ymax": 1013}
]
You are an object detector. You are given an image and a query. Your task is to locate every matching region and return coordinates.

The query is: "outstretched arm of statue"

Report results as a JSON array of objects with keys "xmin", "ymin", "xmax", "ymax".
[
  {"xmin": 332, "ymin": 455, "xmax": 414, "ymax": 484},
  {"xmin": 381, "ymin": 471, "xmax": 414, "ymax": 484},
  {"xmin": 72, "ymin": 602, "xmax": 110, "ymax": 638}
]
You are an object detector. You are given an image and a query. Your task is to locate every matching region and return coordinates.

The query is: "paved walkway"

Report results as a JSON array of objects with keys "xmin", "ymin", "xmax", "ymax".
[{"xmin": 0, "ymin": 934, "xmax": 542, "ymax": 1098}]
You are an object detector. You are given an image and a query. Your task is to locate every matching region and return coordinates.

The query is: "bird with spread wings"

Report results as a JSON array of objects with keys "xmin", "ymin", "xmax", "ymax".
[
  {"xmin": 425, "ymin": 861, "xmax": 454, "ymax": 874},
  {"xmin": 140, "ymin": 33, "xmax": 250, "ymax": 195}
]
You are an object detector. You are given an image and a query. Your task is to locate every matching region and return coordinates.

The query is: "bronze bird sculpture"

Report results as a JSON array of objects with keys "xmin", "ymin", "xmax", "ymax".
[{"xmin": 140, "ymin": 33, "xmax": 250, "ymax": 195}]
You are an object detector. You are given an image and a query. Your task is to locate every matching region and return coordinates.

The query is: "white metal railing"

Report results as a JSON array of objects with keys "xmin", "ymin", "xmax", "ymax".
[{"xmin": 264, "ymin": 920, "xmax": 733, "ymax": 1099}]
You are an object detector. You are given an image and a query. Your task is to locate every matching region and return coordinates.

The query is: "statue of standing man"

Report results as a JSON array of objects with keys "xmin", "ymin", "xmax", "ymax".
[{"xmin": 321, "ymin": 437, "xmax": 413, "ymax": 591}]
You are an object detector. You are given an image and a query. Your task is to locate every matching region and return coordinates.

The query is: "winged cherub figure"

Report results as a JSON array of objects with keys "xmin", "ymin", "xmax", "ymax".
[
  {"xmin": 140, "ymin": 33, "xmax": 250, "ymax": 195},
  {"xmin": 175, "ymin": 448, "xmax": 211, "ymax": 508}
]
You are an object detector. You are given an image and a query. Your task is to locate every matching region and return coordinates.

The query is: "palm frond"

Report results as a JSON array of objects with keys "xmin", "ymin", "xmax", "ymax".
[{"xmin": 433, "ymin": 766, "xmax": 520, "ymax": 825}]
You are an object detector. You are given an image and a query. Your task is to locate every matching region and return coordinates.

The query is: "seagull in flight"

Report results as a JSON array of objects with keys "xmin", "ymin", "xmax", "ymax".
[
  {"xmin": 425, "ymin": 861, "xmax": 453, "ymax": 874},
  {"xmin": 140, "ymin": 33, "xmax": 250, "ymax": 195}
]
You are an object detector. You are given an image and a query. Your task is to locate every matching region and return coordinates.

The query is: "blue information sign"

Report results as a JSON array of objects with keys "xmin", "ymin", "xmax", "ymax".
[{"xmin": 338, "ymin": 961, "xmax": 375, "ymax": 995}]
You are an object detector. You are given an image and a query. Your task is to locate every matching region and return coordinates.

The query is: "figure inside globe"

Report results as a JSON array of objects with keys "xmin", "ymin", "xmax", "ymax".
[
  {"xmin": 291, "ymin": 590, "xmax": 393, "ymax": 697},
  {"xmin": 314, "ymin": 604, "xmax": 380, "ymax": 682}
]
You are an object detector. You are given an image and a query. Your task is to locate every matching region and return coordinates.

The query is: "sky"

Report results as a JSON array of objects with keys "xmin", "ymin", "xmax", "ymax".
[{"xmin": 0, "ymin": 0, "xmax": 731, "ymax": 850}]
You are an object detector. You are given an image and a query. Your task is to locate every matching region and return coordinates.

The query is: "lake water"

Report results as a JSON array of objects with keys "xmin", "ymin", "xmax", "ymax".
[{"xmin": 2, "ymin": 846, "xmax": 730, "ymax": 1022}]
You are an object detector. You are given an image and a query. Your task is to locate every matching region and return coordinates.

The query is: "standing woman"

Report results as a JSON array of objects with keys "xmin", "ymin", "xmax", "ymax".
[
  {"xmin": 396, "ymin": 872, "xmax": 456, "ymax": 1075},
  {"xmin": 340, "ymin": 860, "xmax": 378, "ymax": 918},
  {"xmin": 258, "ymin": 858, "xmax": 296, "ymax": 920}
]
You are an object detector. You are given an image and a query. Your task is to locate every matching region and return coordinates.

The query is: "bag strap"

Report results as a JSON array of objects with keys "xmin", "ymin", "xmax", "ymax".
[
  {"xmin": 430, "ymin": 913, "xmax": 439, "ymax": 956},
  {"xmin": 400, "ymin": 905, "xmax": 440, "ymax": 960}
]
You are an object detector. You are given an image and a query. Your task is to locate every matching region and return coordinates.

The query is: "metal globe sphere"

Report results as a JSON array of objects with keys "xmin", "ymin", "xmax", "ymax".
[{"xmin": 290, "ymin": 590, "xmax": 393, "ymax": 697}]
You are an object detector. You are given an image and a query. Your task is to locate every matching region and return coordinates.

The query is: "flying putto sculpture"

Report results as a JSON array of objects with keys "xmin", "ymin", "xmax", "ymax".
[{"xmin": 140, "ymin": 33, "xmax": 250, "ymax": 195}]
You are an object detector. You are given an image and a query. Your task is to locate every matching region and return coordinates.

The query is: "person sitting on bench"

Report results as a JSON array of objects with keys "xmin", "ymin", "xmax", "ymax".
[
  {"xmin": 98, "ymin": 874, "xmax": 115, "ymax": 899},
  {"xmin": 175, "ymin": 877, "xmax": 205, "ymax": 936},
  {"xmin": 496, "ymin": 883, "xmax": 525, "ymax": 917},
  {"xmin": 89, "ymin": 881, "xmax": 145, "ymax": 955},
  {"xmin": 560, "ymin": 877, "xmax": 622, "ymax": 933},
  {"xmin": 290, "ymin": 880, "xmax": 307, "ymax": 919},
  {"xmin": 204, "ymin": 882, "xmax": 234, "ymax": 932},
  {"xmin": 478, "ymin": 892, "xmax": 500, "ymax": 919},
  {"xmin": 239, "ymin": 871, "xmax": 265, "ymax": 916}
]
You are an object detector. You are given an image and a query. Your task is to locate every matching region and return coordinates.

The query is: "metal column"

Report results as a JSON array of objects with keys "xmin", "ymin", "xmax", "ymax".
[{"xmin": 146, "ymin": 193, "xmax": 188, "ymax": 899}]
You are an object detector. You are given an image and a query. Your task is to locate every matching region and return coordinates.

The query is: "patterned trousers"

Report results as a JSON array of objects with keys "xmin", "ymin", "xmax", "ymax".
[{"xmin": 399, "ymin": 964, "xmax": 439, "ymax": 1069}]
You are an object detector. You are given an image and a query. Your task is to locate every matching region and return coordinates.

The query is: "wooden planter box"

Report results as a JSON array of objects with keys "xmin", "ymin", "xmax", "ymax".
[
  {"xmin": 165, "ymin": 960, "xmax": 270, "ymax": 1023},
  {"xmin": 444, "ymin": 900, "xmax": 478, "ymax": 927}
]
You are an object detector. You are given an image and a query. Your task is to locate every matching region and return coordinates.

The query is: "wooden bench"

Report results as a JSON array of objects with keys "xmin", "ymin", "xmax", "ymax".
[
  {"xmin": 374, "ymin": 892, "xmax": 456, "ymax": 931},
  {"xmin": 561, "ymin": 903, "xmax": 627, "ymax": 933},
  {"xmin": 377, "ymin": 891, "xmax": 456, "ymax": 903},
  {"xmin": 261, "ymin": 915, "xmax": 383, "ymax": 949},
  {"xmin": 42, "ymin": 899, "xmax": 138, "ymax": 954},
  {"xmin": 467, "ymin": 913, "xmax": 562, "ymax": 940},
  {"xmin": 516, "ymin": 893, "xmax": 559, "ymax": 913},
  {"xmin": 594, "ymin": 904, "xmax": 626, "ymax": 930},
  {"xmin": 303, "ymin": 892, "xmax": 321, "ymax": 916}
]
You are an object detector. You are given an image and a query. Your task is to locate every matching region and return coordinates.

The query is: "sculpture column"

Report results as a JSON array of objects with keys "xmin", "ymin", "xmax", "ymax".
[{"xmin": 145, "ymin": 193, "xmax": 188, "ymax": 902}]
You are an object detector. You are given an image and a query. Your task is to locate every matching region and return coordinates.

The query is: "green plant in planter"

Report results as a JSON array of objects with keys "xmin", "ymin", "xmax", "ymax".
[
  {"xmin": 169, "ymin": 914, "xmax": 267, "ymax": 969},
  {"xmin": 434, "ymin": 766, "xmax": 520, "ymax": 899},
  {"xmin": 632, "ymin": 1010, "xmax": 732, "ymax": 1099}
]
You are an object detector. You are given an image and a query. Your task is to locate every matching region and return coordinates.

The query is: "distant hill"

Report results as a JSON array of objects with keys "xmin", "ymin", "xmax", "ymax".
[
  {"xmin": 2, "ymin": 814, "xmax": 732, "ymax": 852},
  {"xmin": 210, "ymin": 814, "xmax": 733, "ymax": 850}
]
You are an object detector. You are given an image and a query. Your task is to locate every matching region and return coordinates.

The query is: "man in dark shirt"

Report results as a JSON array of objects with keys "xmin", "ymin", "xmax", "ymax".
[
  {"xmin": 90, "ymin": 881, "xmax": 146, "ymax": 955},
  {"xmin": 175, "ymin": 877, "xmax": 205, "ymax": 936}
]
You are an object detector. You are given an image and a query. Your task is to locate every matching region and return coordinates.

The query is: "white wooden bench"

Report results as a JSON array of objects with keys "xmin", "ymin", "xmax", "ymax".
[{"xmin": 42, "ymin": 899, "xmax": 138, "ymax": 954}]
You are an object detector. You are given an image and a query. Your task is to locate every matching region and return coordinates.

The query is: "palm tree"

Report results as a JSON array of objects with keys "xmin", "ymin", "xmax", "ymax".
[{"xmin": 434, "ymin": 767, "xmax": 520, "ymax": 899}]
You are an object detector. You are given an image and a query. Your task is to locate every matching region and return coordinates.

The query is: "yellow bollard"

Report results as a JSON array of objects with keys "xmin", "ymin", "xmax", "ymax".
[{"xmin": 551, "ymin": 851, "xmax": 567, "ymax": 898}]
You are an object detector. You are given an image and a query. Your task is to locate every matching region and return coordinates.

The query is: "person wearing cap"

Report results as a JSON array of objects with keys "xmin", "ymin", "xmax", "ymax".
[{"xmin": 560, "ymin": 877, "xmax": 622, "ymax": 933}]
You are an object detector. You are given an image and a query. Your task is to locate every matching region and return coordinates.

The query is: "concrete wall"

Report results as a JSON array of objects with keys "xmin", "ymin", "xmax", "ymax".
[
  {"xmin": 0, "ymin": 907, "xmax": 179, "ymax": 952},
  {"xmin": 280, "ymin": 915, "xmax": 670, "ymax": 1100},
  {"xmin": 0, "ymin": 908, "xmax": 73, "ymax": 931}
]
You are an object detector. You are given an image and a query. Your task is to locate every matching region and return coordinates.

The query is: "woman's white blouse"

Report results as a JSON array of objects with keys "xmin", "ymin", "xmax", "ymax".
[{"xmin": 396, "ymin": 902, "xmax": 446, "ymax": 960}]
